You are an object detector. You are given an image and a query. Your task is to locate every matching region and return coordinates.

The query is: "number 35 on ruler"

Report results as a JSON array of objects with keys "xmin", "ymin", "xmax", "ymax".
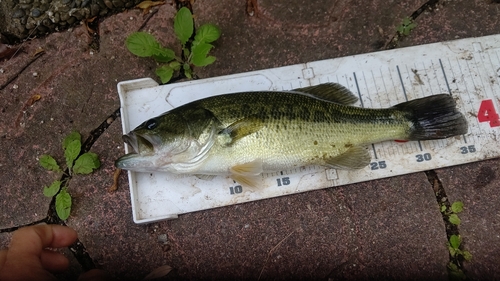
[{"xmin": 478, "ymin": 99, "xmax": 500, "ymax": 127}]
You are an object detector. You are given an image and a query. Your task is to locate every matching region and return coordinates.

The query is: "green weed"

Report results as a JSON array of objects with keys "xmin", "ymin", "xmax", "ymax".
[
  {"xmin": 396, "ymin": 17, "xmax": 416, "ymax": 36},
  {"xmin": 39, "ymin": 131, "xmax": 100, "ymax": 220},
  {"xmin": 125, "ymin": 7, "xmax": 221, "ymax": 83}
]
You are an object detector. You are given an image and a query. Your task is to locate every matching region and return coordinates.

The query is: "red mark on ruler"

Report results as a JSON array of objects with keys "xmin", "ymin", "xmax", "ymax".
[{"xmin": 477, "ymin": 99, "xmax": 500, "ymax": 127}]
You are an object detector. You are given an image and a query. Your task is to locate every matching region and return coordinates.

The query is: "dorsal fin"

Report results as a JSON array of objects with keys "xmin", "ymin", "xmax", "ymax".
[{"xmin": 292, "ymin": 83, "xmax": 358, "ymax": 105}]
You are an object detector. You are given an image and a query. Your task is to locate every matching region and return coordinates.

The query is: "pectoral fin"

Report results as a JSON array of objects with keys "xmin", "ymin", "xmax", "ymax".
[
  {"xmin": 219, "ymin": 116, "xmax": 264, "ymax": 146},
  {"xmin": 292, "ymin": 83, "xmax": 358, "ymax": 105},
  {"xmin": 229, "ymin": 159, "xmax": 263, "ymax": 188},
  {"xmin": 324, "ymin": 146, "xmax": 371, "ymax": 169}
]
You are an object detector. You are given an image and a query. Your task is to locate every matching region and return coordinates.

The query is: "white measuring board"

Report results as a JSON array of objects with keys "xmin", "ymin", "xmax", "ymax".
[{"xmin": 118, "ymin": 34, "xmax": 500, "ymax": 224}]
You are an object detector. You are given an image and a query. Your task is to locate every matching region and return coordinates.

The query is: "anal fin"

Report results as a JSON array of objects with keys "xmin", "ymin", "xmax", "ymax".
[{"xmin": 324, "ymin": 146, "xmax": 371, "ymax": 170}]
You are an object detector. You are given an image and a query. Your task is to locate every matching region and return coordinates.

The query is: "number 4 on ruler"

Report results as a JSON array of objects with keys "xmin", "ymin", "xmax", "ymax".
[{"xmin": 477, "ymin": 99, "xmax": 500, "ymax": 127}]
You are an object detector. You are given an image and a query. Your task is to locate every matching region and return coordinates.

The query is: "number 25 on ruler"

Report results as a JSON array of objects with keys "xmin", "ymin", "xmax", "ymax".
[{"xmin": 477, "ymin": 99, "xmax": 500, "ymax": 127}]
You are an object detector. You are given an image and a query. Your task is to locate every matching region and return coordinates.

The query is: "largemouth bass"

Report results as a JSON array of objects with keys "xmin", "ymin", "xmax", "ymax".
[{"xmin": 115, "ymin": 83, "xmax": 467, "ymax": 187}]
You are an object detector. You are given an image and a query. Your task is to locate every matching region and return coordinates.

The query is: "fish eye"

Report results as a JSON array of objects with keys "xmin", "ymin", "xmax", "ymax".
[{"xmin": 145, "ymin": 118, "xmax": 158, "ymax": 130}]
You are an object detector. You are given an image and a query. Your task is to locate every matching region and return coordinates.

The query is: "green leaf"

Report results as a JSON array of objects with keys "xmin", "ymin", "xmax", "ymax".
[
  {"xmin": 191, "ymin": 42, "xmax": 216, "ymax": 67},
  {"xmin": 440, "ymin": 205, "xmax": 447, "ymax": 213},
  {"xmin": 152, "ymin": 48, "xmax": 176, "ymax": 63},
  {"xmin": 65, "ymin": 139, "xmax": 81, "ymax": 170},
  {"xmin": 183, "ymin": 47, "xmax": 190, "ymax": 58},
  {"xmin": 451, "ymin": 201, "xmax": 464, "ymax": 213},
  {"xmin": 462, "ymin": 250, "xmax": 472, "ymax": 261},
  {"xmin": 56, "ymin": 189, "xmax": 71, "ymax": 220},
  {"xmin": 155, "ymin": 65, "xmax": 174, "ymax": 84},
  {"xmin": 449, "ymin": 235, "xmax": 461, "ymax": 249},
  {"xmin": 194, "ymin": 24, "xmax": 221, "ymax": 44},
  {"xmin": 73, "ymin": 152, "xmax": 100, "ymax": 175},
  {"xmin": 448, "ymin": 246, "xmax": 457, "ymax": 257},
  {"xmin": 39, "ymin": 155, "xmax": 61, "ymax": 172},
  {"xmin": 43, "ymin": 180, "xmax": 61, "ymax": 197},
  {"xmin": 174, "ymin": 7, "xmax": 193, "ymax": 45},
  {"xmin": 169, "ymin": 61, "xmax": 181, "ymax": 71},
  {"xmin": 447, "ymin": 262, "xmax": 459, "ymax": 271},
  {"xmin": 183, "ymin": 63, "xmax": 192, "ymax": 79},
  {"xmin": 448, "ymin": 262, "xmax": 466, "ymax": 281},
  {"xmin": 449, "ymin": 214, "xmax": 461, "ymax": 225},
  {"xmin": 63, "ymin": 131, "xmax": 81, "ymax": 150},
  {"xmin": 126, "ymin": 32, "xmax": 164, "ymax": 57}
]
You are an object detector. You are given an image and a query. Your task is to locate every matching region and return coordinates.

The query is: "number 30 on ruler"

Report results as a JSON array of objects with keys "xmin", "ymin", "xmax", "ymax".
[{"xmin": 478, "ymin": 99, "xmax": 500, "ymax": 127}]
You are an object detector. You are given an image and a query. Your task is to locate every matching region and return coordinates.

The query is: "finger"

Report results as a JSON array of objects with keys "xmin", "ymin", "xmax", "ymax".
[
  {"xmin": 0, "ymin": 249, "xmax": 7, "ymax": 268},
  {"xmin": 9, "ymin": 224, "xmax": 77, "ymax": 258},
  {"xmin": 40, "ymin": 249, "xmax": 70, "ymax": 273}
]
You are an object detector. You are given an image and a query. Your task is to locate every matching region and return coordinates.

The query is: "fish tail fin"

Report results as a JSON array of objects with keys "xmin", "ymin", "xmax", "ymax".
[{"xmin": 393, "ymin": 94, "xmax": 468, "ymax": 140}]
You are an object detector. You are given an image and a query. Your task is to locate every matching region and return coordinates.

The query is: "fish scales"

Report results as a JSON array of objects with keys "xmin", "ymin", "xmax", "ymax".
[{"xmin": 190, "ymin": 92, "xmax": 406, "ymax": 170}]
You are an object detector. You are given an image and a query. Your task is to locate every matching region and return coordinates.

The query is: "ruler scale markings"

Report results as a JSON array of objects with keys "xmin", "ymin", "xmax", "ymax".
[
  {"xmin": 455, "ymin": 57, "xmax": 481, "ymax": 135},
  {"xmin": 432, "ymin": 59, "xmax": 448, "ymax": 148},
  {"xmin": 371, "ymin": 144, "xmax": 378, "ymax": 160},
  {"xmin": 484, "ymin": 50, "xmax": 500, "ymax": 96},
  {"xmin": 379, "ymin": 67, "xmax": 399, "ymax": 160},
  {"xmin": 424, "ymin": 60, "xmax": 431, "ymax": 94},
  {"xmin": 404, "ymin": 64, "xmax": 416, "ymax": 97},
  {"xmin": 449, "ymin": 57, "xmax": 480, "ymax": 135},
  {"xmin": 353, "ymin": 72, "xmax": 364, "ymax": 108},
  {"xmin": 395, "ymin": 65, "xmax": 415, "ymax": 153},
  {"xmin": 433, "ymin": 59, "xmax": 445, "ymax": 95},
  {"xmin": 489, "ymin": 50, "xmax": 500, "ymax": 90},
  {"xmin": 439, "ymin": 59, "xmax": 452, "ymax": 94},
  {"xmin": 415, "ymin": 62, "xmax": 426, "ymax": 96},
  {"xmin": 420, "ymin": 61, "xmax": 439, "ymax": 151},
  {"xmin": 400, "ymin": 65, "xmax": 424, "ymax": 152},
  {"xmin": 472, "ymin": 51, "xmax": 493, "ymax": 100},
  {"xmin": 439, "ymin": 58, "xmax": 468, "ymax": 145},
  {"xmin": 396, "ymin": 65, "xmax": 409, "ymax": 101},
  {"xmin": 466, "ymin": 57, "xmax": 494, "ymax": 137},
  {"xmin": 370, "ymin": 70, "xmax": 380, "ymax": 107},
  {"xmin": 362, "ymin": 71, "xmax": 373, "ymax": 108},
  {"xmin": 368, "ymin": 70, "xmax": 380, "ymax": 160},
  {"xmin": 430, "ymin": 60, "xmax": 438, "ymax": 93}
]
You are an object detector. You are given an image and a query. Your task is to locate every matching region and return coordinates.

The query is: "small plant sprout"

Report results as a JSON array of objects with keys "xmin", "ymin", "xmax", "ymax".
[
  {"xmin": 440, "ymin": 200, "xmax": 465, "ymax": 226},
  {"xmin": 39, "ymin": 131, "xmax": 100, "ymax": 220},
  {"xmin": 396, "ymin": 16, "xmax": 416, "ymax": 36},
  {"xmin": 126, "ymin": 7, "xmax": 221, "ymax": 83},
  {"xmin": 440, "ymin": 201, "xmax": 471, "ymax": 280}
]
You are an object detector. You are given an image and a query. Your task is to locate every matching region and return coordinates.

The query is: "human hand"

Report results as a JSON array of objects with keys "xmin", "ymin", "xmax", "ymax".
[{"xmin": 0, "ymin": 224, "xmax": 77, "ymax": 281}]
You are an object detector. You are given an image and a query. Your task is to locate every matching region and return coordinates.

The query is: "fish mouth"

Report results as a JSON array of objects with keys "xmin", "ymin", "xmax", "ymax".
[
  {"xmin": 115, "ymin": 132, "xmax": 159, "ymax": 170},
  {"xmin": 122, "ymin": 132, "xmax": 160, "ymax": 155}
]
